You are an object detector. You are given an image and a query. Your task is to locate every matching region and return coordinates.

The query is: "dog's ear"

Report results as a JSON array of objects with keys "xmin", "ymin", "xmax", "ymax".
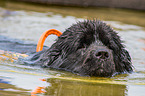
[
  {"xmin": 39, "ymin": 47, "xmax": 61, "ymax": 67},
  {"xmin": 115, "ymin": 49, "xmax": 133, "ymax": 73},
  {"xmin": 121, "ymin": 49, "xmax": 133, "ymax": 72}
]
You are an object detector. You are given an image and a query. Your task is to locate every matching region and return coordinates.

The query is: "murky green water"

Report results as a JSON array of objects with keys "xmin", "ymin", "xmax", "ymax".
[{"xmin": 0, "ymin": 1, "xmax": 145, "ymax": 96}]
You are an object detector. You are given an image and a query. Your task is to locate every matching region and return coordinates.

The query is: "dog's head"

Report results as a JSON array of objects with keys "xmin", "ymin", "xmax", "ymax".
[{"xmin": 37, "ymin": 20, "xmax": 133, "ymax": 77}]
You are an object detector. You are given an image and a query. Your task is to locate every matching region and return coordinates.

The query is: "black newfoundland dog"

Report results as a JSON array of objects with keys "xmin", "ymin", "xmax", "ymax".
[{"xmin": 27, "ymin": 20, "xmax": 133, "ymax": 77}]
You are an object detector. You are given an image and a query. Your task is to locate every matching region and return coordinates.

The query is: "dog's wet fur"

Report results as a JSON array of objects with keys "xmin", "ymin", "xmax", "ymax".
[{"xmin": 27, "ymin": 20, "xmax": 133, "ymax": 77}]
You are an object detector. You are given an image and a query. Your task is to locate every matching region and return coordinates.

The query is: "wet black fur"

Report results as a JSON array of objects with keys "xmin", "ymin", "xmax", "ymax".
[{"xmin": 28, "ymin": 20, "xmax": 133, "ymax": 77}]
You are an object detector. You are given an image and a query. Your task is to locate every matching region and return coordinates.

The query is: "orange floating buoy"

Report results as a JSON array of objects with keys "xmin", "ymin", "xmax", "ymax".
[{"xmin": 36, "ymin": 29, "xmax": 62, "ymax": 52}]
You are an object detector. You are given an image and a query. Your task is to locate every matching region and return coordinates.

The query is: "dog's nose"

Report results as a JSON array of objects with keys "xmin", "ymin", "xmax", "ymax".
[{"xmin": 95, "ymin": 50, "xmax": 109, "ymax": 59}]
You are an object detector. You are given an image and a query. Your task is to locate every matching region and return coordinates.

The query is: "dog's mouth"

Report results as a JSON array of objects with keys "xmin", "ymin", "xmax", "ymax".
[
  {"xmin": 93, "ymin": 67, "xmax": 114, "ymax": 77},
  {"xmin": 79, "ymin": 52, "xmax": 115, "ymax": 77},
  {"xmin": 87, "ymin": 61, "xmax": 115, "ymax": 77}
]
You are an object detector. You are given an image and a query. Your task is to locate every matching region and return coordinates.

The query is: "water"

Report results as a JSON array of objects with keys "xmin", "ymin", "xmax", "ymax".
[{"xmin": 0, "ymin": 1, "xmax": 145, "ymax": 96}]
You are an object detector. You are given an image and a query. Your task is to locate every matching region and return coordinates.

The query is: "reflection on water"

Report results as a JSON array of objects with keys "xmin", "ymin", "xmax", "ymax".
[
  {"xmin": 45, "ymin": 78, "xmax": 127, "ymax": 96},
  {"xmin": 0, "ymin": 0, "xmax": 145, "ymax": 96}
]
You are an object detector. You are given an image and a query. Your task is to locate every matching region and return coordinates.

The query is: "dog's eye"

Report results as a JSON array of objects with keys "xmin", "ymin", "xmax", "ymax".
[{"xmin": 78, "ymin": 43, "xmax": 85, "ymax": 50}]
